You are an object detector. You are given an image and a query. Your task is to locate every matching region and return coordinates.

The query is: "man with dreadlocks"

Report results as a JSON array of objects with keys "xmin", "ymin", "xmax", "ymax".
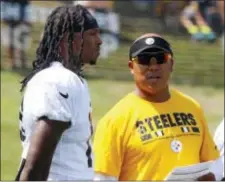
[{"xmin": 15, "ymin": 4, "xmax": 102, "ymax": 181}]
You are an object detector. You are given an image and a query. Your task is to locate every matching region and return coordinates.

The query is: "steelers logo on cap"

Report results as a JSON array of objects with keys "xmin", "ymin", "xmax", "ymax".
[
  {"xmin": 145, "ymin": 38, "xmax": 155, "ymax": 45},
  {"xmin": 170, "ymin": 139, "xmax": 182, "ymax": 153}
]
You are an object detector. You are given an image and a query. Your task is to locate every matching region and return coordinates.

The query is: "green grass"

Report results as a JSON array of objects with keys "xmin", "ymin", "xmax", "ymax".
[
  {"xmin": 1, "ymin": 6, "xmax": 224, "ymax": 179},
  {"xmin": 1, "ymin": 68, "xmax": 223, "ymax": 180}
]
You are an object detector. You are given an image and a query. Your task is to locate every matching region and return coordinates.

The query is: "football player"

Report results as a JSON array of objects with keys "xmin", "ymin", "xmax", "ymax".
[{"xmin": 15, "ymin": 5, "xmax": 102, "ymax": 181}]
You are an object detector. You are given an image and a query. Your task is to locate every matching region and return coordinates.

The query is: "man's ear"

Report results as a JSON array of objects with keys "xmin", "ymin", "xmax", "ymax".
[{"xmin": 128, "ymin": 60, "xmax": 134, "ymax": 74}]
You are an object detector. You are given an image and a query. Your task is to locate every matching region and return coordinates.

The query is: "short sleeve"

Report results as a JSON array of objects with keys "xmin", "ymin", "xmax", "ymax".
[
  {"xmin": 199, "ymin": 108, "xmax": 220, "ymax": 162},
  {"xmin": 93, "ymin": 114, "xmax": 125, "ymax": 178},
  {"xmin": 22, "ymin": 81, "xmax": 72, "ymax": 122}
]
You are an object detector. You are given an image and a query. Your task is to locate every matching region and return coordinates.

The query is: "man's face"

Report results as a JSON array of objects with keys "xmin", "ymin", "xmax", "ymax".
[
  {"xmin": 81, "ymin": 28, "xmax": 102, "ymax": 65},
  {"xmin": 129, "ymin": 51, "xmax": 173, "ymax": 95}
]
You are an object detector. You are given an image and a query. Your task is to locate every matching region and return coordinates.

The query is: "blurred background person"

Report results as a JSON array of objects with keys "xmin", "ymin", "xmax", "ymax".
[
  {"xmin": 216, "ymin": 0, "xmax": 224, "ymax": 25},
  {"xmin": 155, "ymin": 1, "xmax": 186, "ymax": 34},
  {"xmin": 197, "ymin": 0, "xmax": 223, "ymax": 38},
  {"xmin": 1, "ymin": 0, "xmax": 31, "ymax": 70},
  {"xmin": 216, "ymin": 0, "xmax": 224, "ymax": 53},
  {"xmin": 180, "ymin": 0, "xmax": 218, "ymax": 42}
]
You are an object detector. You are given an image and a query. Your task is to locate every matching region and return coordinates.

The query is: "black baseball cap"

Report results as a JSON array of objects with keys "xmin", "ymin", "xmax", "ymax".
[{"xmin": 129, "ymin": 35, "xmax": 173, "ymax": 60}]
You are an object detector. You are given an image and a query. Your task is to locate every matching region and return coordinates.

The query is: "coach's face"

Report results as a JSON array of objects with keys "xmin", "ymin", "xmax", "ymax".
[
  {"xmin": 128, "ymin": 50, "xmax": 173, "ymax": 95},
  {"xmin": 82, "ymin": 28, "xmax": 102, "ymax": 65}
]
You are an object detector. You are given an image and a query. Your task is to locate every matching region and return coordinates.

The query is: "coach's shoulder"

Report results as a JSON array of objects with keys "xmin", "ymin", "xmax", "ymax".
[
  {"xmin": 99, "ymin": 93, "xmax": 134, "ymax": 125},
  {"xmin": 171, "ymin": 88, "xmax": 202, "ymax": 109}
]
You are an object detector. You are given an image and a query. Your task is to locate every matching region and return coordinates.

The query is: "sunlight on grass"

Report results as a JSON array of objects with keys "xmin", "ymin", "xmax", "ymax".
[
  {"xmin": 1, "ymin": 66, "xmax": 224, "ymax": 180},
  {"xmin": 1, "ymin": 6, "xmax": 224, "ymax": 178}
]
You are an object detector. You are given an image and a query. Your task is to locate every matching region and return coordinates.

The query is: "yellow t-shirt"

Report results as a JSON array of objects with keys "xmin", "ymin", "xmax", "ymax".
[{"xmin": 93, "ymin": 88, "xmax": 219, "ymax": 181}]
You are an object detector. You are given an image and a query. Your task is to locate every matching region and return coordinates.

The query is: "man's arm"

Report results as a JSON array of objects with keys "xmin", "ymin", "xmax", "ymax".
[
  {"xmin": 17, "ymin": 80, "xmax": 73, "ymax": 181},
  {"xmin": 19, "ymin": 118, "xmax": 70, "ymax": 181},
  {"xmin": 196, "ymin": 172, "xmax": 216, "ymax": 181}
]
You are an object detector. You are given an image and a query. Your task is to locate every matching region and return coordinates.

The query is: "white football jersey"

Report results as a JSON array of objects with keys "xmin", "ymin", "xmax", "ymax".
[
  {"xmin": 214, "ymin": 119, "xmax": 224, "ymax": 157},
  {"xmin": 18, "ymin": 62, "xmax": 94, "ymax": 180},
  {"xmin": 211, "ymin": 119, "xmax": 224, "ymax": 180}
]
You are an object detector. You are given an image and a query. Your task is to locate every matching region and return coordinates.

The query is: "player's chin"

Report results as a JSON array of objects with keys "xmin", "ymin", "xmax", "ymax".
[
  {"xmin": 89, "ymin": 59, "xmax": 97, "ymax": 65},
  {"xmin": 89, "ymin": 56, "xmax": 98, "ymax": 65}
]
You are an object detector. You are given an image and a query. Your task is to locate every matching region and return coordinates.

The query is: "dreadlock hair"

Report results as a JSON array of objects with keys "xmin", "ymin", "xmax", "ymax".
[{"xmin": 20, "ymin": 5, "xmax": 85, "ymax": 92}]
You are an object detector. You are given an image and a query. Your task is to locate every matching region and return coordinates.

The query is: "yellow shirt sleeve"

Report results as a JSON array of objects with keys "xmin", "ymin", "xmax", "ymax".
[
  {"xmin": 93, "ymin": 113, "xmax": 125, "ymax": 177},
  {"xmin": 199, "ymin": 107, "xmax": 220, "ymax": 162}
]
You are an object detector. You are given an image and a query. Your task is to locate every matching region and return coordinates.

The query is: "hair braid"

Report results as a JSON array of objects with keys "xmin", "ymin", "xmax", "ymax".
[
  {"xmin": 67, "ymin": 5, "xmax": 84, "ymax": 75},
  {"xmin": 20, "ymin": 5, "xmax": 84, "ymax": 92}
]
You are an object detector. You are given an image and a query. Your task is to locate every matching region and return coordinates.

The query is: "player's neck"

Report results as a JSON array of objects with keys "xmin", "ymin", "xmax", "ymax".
[{"xmin": 135, "ymin": 86, "xmax": 171, "ymax": 103}]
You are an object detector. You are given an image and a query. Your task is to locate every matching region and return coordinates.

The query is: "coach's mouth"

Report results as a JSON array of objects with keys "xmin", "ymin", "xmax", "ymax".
[
  {"xmin": 146, "ymin": 74, "xmax": 162, "ymax": 84},
  {"xmin": 146, "ymin": 74, "xmax": 161, "ymax": 79},
  {"xmin": 149, "ymin": 76, "xmax": 161, "ymax": 79}
]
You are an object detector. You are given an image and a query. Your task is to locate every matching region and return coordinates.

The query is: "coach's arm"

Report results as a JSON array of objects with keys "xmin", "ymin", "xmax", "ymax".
[{"xmin": 19, "ymin": 118, "xmax": 70, "ymax": 181}]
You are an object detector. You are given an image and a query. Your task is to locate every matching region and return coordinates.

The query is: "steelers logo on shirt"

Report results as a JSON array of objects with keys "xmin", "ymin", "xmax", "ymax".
[{"xmin": 170, "ymin": 139, "xmax": 182, "ymax": 153}]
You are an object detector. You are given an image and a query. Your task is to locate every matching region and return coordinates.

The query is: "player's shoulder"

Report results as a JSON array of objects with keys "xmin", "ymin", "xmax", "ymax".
[
  {"xmin": 171, "ymin": 88, "xmax": 202, "ymax": 109},
  {"xmin": 28, "ymin": 62, "xmax": 81, "ymax": 88},
  {"xmin": 109, "ymin": 92, "xmax": 135, "ymax": 113}
]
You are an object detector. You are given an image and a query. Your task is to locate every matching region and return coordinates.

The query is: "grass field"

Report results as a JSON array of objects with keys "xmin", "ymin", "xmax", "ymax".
[
  {"xmin": 1, "ymin": 68, "xmax": 224, "ymax": 180},
  {"xmin": 1, "ymin": 2, "xmax": 224, "ymax": 180}
]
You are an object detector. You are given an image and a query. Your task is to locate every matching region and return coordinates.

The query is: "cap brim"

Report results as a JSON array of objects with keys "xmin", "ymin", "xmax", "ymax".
[{"xmin": 131, "ymin": 45, "xmax": 171, "ymax": 58}]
